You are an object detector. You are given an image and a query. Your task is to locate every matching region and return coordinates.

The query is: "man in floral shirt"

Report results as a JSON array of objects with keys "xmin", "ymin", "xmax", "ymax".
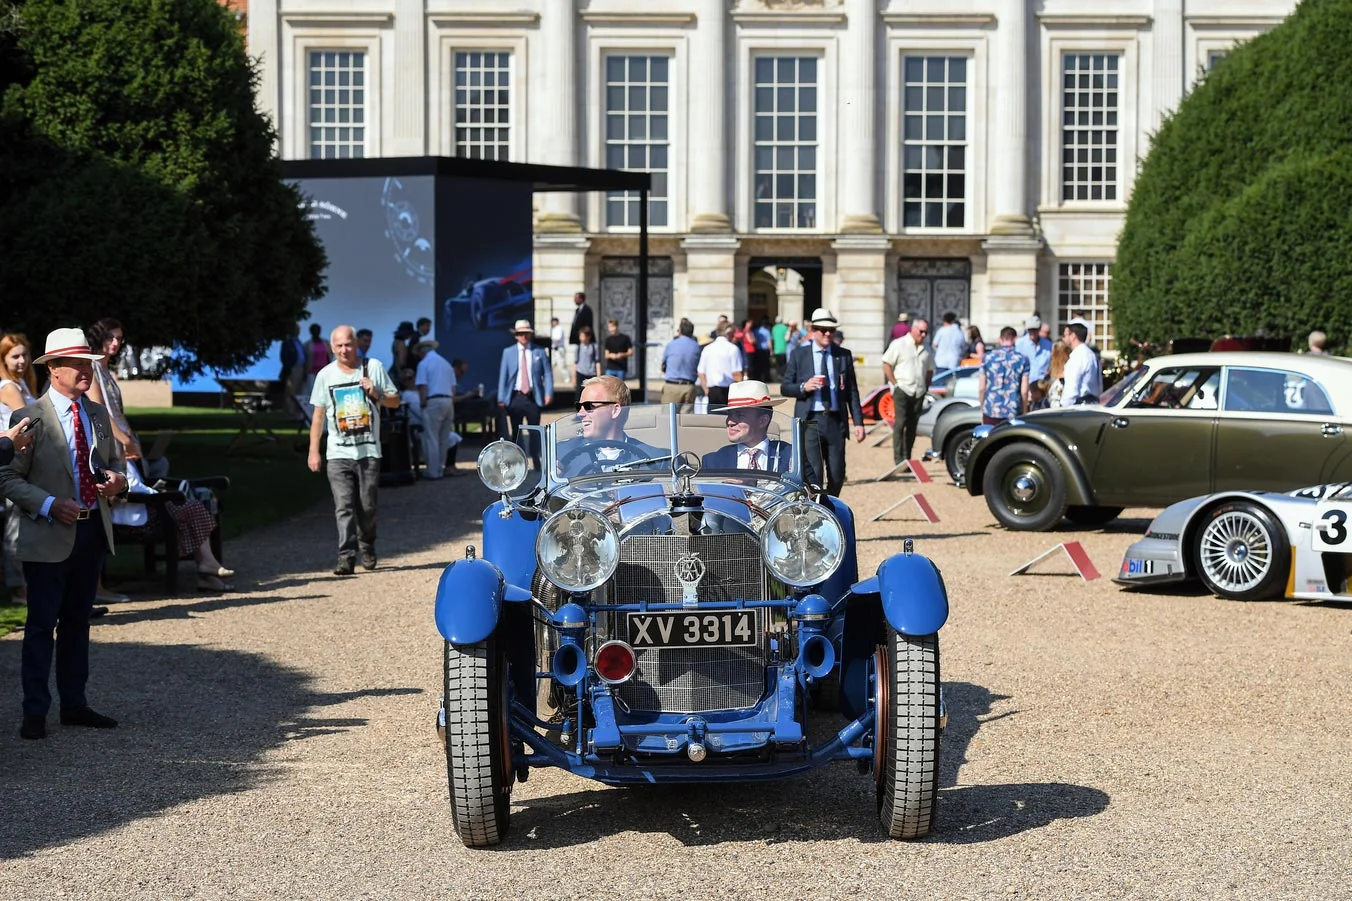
[{"xmin": 978, "ymin": 326, "xmax": 1030, "ymax": 425}]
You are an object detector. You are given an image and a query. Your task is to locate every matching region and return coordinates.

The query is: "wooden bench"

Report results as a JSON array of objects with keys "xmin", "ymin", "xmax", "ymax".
[{"xmin": 112, "ymin": 477, "xmax": 228, "ymax": 594}]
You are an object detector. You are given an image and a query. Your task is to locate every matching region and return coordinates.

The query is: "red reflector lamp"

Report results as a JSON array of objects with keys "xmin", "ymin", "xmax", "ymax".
[{"xmin": 594, "ymin": 641, "xmax": 637, "ymax": 684}]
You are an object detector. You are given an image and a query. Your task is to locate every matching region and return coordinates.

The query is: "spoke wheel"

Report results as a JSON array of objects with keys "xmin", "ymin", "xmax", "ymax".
[
  {"xmin": 982, "ymin": 443, "xmax": 1068, "ymax": 531},
  {"xmin": 943, "ymin": 427, "xmax": 976, "ymax": 485},
  {"xmin": 1193, "ymin": 502, "xmax": 1289, "ymax": 601}
]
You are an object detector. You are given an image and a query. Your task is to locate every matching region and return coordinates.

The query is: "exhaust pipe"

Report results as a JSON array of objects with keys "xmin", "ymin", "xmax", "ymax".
[
  {"xmin": 552, "ymin": 642, "xmax": 587, "ymax": 687},
  {"xmin": 798, "ymin": 633, "xmax": 835, "ymax": 680}
]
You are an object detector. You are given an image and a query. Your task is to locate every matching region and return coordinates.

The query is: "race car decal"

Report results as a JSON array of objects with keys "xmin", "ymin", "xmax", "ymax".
[{"xmin": 1121, "ymin": 558, "xmax": 1155, "ymax": 576}]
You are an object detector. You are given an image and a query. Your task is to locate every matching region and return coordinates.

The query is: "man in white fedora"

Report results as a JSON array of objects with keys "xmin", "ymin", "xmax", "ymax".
[
  {"xmin": 702, "ymin": 380, "xmax": 793, "ymax": 473},
  {"xmin": 496, "ymin": 319, "xmax": 553, "ymax": 470},
  {"xmin": 0, "ymin": 327, "xmax": 128, "ymax": 740},
  {"xmin": 780, "ymin": 308, "xmax": 865, "ymax": 496}
]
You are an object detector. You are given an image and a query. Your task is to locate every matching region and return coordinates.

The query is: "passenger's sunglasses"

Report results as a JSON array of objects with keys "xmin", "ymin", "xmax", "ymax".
[
  {"xmin": 575, "ymin": 400, "xmax": 618, "ymax": 413},
  {"xmin": 814, "ymin": 327, "xmax": 836, "ymax": 335}
]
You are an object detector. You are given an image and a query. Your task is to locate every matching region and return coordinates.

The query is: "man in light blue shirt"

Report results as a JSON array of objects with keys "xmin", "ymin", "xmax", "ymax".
[
  {"xmin": 660, "ymin": 319, "xmax": 702, "ymax": 410},
  {"xmin": 1014, "ymin": 314, "xmax": 1054, "ymax": 406},
  {"xmin": 931, "ymin": 312, "xmax": 966, "ymax": 370}
]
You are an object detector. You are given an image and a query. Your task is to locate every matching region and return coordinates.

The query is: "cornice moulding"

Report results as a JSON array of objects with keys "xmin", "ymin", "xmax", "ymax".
[
  {"xmin": 427, "ymin": 11, "xmax": 541, "ymax": 26},
  {"xmin": 1038, "ymin": 14, "xmax": 1152, "ymax": 28},
  {"xmin": 580, "ymin": 11, "xmax": 697, "ymax": 25},
  {"xmin": 881, "ymin": 13, "xmax": 996, "ymax": 27},
  {"xmin": 731, "ymin": 11, "xmax": 847, "ymax": 25},
  {"xmin": 1186, "ymin": 16, "xmax": 1286, "ymax": 28},
  {"xmin": 282, "ymin": 11, "xmax": 394, "ymax": 26}
]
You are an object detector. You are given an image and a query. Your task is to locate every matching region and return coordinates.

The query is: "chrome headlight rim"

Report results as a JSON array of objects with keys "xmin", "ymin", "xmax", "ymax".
[
  {"xmin": 535, "ymin": 504, "xmax": 621, "ymax": 593},
  {"xmin": 477, "ymin": 440, "xmax": 528, "ymax": 493},
  {"xmin": 760, "ymin": 500, "xmax": 845, "ymax": 588}
]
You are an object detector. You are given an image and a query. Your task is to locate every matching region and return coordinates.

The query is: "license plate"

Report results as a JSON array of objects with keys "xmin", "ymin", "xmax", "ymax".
[{"xmin": 627, "ymin": 611, "xmax": 758, "ymax": 649}]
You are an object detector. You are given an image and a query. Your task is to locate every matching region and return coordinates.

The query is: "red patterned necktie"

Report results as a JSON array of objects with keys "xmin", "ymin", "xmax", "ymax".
[
  {"xmin": 746, "ymin": 448, "xmax": 761, "ymax": 470},
  {"xmin": 70, "ymin": 401, "xmax": 98, "ymax": 508}
]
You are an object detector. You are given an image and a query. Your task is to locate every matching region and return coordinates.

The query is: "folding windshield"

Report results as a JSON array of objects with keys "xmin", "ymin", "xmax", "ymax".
[{"xmin": 545, "ymin": 404, "xmax": 800, "ymax": 483}]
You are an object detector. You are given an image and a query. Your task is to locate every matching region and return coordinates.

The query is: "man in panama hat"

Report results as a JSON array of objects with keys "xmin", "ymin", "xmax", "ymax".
[
  {"xmin": 780, "ymin": 308, "xmax": 865, "ymax": 495},
  {"xmin": 496, "ymin": 319, "xmax": 553, "ymax": 469},
  {"xmin": 702, "ymin": 380, "xmax": 793, "ymax": 473}
]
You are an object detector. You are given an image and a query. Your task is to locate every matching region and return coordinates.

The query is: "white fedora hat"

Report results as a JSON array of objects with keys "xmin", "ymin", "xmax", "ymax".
[
  {"xmin": 512, "ymin": 319, "xmax": 535, "ymax": 334},
  {"xmin": 808, "ymin": 307, "xmax": 839, "ymax": 328},
  {"xmin": 34, "ymin": 327, "xmax": 104, "ymax": 365},
  {"xmin": 710, "ymin": 379, "xmax": 788, "ymax": 413}
]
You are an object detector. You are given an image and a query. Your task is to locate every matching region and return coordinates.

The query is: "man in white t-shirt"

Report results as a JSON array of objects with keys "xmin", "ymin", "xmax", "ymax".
[
  {"xmin": 1060, "ymin": 322, "xmax": 1102, "ymax": 405},
  {"xmin": 697, "ymin": 326, "xmax": 745, "ymax": 406},
  {"xmin": 414, "ymin": 338, "xmax": 456, "ymax": 480},
  {"xmin": 308, "ymin": 325, "xmax": 401, "ymax": 576}
]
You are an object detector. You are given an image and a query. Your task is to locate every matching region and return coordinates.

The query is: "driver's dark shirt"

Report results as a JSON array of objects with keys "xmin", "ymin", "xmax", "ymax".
[{"xmin": 555, "ymin": 435, "xmax": 665, "ymax": 478}]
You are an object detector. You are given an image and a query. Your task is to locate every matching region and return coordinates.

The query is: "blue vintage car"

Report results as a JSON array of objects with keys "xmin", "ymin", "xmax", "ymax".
[{"xmin": 434, "ymin": 405, "xmax": 950, "ymax": 846}]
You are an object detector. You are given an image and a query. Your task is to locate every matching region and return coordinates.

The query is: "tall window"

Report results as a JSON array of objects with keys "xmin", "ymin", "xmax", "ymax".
[
  {"xmin": 308, "ymin": 50, "xmax": 366, "ymax": 159},
  {"xmin": 604, "ymin": 55, "xmax": 669, "ymax": 228},
  {"xmin": 902, "ymin": 55, "xmax": 967, "ymax": 228},
  {"xmin": 1058, "ymin": 262, "xmax": 1114, "ymax": 351},
  {"xmin": 1206, "ymin": 50, "xmax": 1228, "ymax": 71},
  {"xmin": 454, "ymin": 51, "xmax": 511, "ymax": 160},
  {"xmin": 753, "ymin": 56, "xmax": 818, "ymax": 229},
  {"xmin": 1061, "ymin": 53, "xmax": 1120, "ymax": 202}
]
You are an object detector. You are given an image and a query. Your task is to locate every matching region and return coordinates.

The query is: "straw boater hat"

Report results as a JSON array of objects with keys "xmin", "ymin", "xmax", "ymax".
[
  {"xmin": 512, "ymin": 319, "xmax": 534, "ymax": 334},
  {"xmin": 34, "ymin": 327, "xmax": 104, "ymax": 365},
  {"xmin": 808, "ymin": 307, "xmax": 839, "ymax": 329},
  {"xmin": 711, "ymin": 379, "xmax": 788, "ymax": 414}
]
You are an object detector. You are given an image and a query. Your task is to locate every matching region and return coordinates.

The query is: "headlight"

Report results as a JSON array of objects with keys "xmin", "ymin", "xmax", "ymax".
[
  {"xmin": 477, "ymin": 440, "xmax": 527, "ymax": 493},
  {"xmin": 536, "ymin": 506, "xmax": 620, "ymax": 593},
  {"xmin": 761, "ymin": 501, "xmax": 845, "ymax": 588}
]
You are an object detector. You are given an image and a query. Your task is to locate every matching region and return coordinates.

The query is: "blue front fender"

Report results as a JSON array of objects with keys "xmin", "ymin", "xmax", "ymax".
[
  {"xmin": 854, "ymin": 553, "xmax": 949, "ymax": 636},
  {"xmin": 434, "ymin": 558, "xmax": 510, "ymax": 645}
]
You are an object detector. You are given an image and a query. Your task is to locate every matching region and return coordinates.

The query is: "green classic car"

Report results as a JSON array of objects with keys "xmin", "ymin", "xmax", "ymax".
[{"xmin": 966, "ymin": 352, "xmax": 1352, "ymax": 531}]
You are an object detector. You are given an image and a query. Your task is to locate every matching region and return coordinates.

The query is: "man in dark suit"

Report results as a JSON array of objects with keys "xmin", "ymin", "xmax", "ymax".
[
  {"xmin": 780, "ymin": 308, "xmax": 866, "ymax": 496},
  {"xmin": 0, "ymin": 328, "xmax": 128, "ymax": 740},
  {"xmin": 566, "ymin": 291, "xmax": 594, "ymax": 372},
  {"xmin": 497, "ymin": 319, "xmax": 554, "ymax": 469},
  {"xmin": 702, "ymin": 380, "xmax": 792, "ymax": 473}
]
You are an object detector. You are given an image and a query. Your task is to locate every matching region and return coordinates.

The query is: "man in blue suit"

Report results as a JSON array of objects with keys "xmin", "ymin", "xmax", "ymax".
[
  {"xmin": 497, "ymin": 319, "xmax": 553, "ymax": 469},
  {"xmin": 702, "ymin": 380, "xmax": 793, "ymax": 473},
  {"xmin": 780, "ymin": 308, "xmax": 865, "ymax": 495}
]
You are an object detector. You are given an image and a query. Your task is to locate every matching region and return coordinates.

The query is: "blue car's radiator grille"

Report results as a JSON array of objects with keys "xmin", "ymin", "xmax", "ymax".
[{"xmin": 608, "ymin": 533, "xmax": 767, "ymax": 714}]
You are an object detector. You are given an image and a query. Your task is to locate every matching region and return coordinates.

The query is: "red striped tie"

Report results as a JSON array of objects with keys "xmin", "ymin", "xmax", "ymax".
[{"xmin": 70, "ymin": 402, "xmax": 99, "ymax": 508}]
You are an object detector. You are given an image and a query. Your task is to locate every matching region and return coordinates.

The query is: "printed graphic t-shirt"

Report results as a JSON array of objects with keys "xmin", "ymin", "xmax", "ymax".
[{"xmin": 310, "ymin": 358, "xmax": 398, "ymax": 461}]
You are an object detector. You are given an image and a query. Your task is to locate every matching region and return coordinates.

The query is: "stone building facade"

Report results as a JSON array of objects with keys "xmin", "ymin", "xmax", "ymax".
[{"xmin": 242, "ymin": 0, "xmax": 1294, "ymax": 369}]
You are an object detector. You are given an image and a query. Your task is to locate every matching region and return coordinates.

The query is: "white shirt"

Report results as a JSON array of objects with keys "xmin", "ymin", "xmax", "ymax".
[
  {"xmin": 739, "ymin": 438, "xmax": 772, "ymax": 470},
  {"xmin": 881, "ymin": 335, "xmax": 932, "ymax": 397},
  {"xmin": 698, "ymin": 336, "xmax": 743, "ymax": 388},
  {"xmin": 550, "ymin": 324, "xmax": 566, "ymax": 349},
  {"xmin": 416, "ymin": 350, "xmax": 456, "ymax": 398},
  {"xmin": 1062, "ymin": 343, "xmax": 1101, "ymax": 404},
  {"xmin": 808, "ymin": 345, "xmax": 837, "ymax": 412}
]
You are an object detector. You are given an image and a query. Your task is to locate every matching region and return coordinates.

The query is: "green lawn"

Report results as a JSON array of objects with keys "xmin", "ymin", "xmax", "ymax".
[{"xmin": 1, "ymin": 405, "xmax": 332, "ymax": 635}]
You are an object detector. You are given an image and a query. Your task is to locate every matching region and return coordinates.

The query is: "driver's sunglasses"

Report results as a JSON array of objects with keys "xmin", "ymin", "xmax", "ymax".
[{"xmin": 575, "ymin": 400, "xmax": 619, "ymax": 413}]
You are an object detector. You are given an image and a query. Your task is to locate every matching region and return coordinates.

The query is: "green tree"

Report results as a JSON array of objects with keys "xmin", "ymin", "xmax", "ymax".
[
  {"xmin": 0, "ymin": 0, "xmax": 325, "ymax": 376},
  {"xmin": 1113, "ymin": 0, "xmax": 1352, "ymax": 351}
]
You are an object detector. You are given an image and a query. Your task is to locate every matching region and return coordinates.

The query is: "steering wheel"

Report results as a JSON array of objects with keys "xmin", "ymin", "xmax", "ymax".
[{"xmin": 557, "ymin": 439, "xmax": 653, "ymax": 476}]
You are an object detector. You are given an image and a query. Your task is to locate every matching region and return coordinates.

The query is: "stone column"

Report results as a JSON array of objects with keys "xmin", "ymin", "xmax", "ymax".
[
  {"xmin": 246, "ymin": 0, "xmax": 281, "ymax": 153},
  {"xmin": 990, "ymin": 0, "xmax": 1032, "ymax": 235},
  {"xmin": 1152, "ymin": 0, "xmax": 1185, "ymax": 130},
  {"xmin": 680, "ymin": 236, "xmax": 741, "ymax": 330},
  {"xmin": 839, "ymin": 0, "xmax": 882, "ymax": 233},
  {"xmin": 390, "ymin": 0, "xmax": 427, "ymax": 156},
  {"xmin": 832, "ymin": 237, "xmax": 890, "ymax": 363},
  {"xmin": 688, "ymin": 0, "xmax": 732, "ymax": 232},
  {"xmin": 537, "ymin": 0, "xmax": 581, "ymax": 232}
]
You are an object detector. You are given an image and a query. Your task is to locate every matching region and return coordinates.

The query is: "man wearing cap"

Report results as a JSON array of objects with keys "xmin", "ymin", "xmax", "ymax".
[
  {"xmin": 881, "ymin": 317, "xmax": 933, "ymax": 466},
  {"xmin": 660, "ymin": 319, "xmax": 702, "ymax": 411},
  {"xmin": 781, "ymin": 308, "xmax": 866, "ymax": 496},
  {"xmin": 890, "ymin": 312, "xmax": 912, "ymax": 342},
  {"xmin": 1015, "ymin": 314, "xmax": 1053, "ymax": 407},
  {"xmin": 497, "ymin": 320, "xmax": 553, "ymax": 470},
  {"xmin": 414, "ymin": 337, "xmax": 456, "ymax": 480},
  {"xmin": 0, "ymin": 327, "xmax": 129, "ymax": 740},
  {"xmin": 702, "ymin": 381, "xmax": 793, "ymax": 473}
]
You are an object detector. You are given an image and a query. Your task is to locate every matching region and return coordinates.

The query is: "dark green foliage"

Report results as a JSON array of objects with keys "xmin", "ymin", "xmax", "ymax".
[
  {"xmin": 1114, "ymin": 0, "xmax": 1352, "ymax": 351},
  {"xmin": 0, "ymin": 0, "xmax": 325, "ymax": 376}
]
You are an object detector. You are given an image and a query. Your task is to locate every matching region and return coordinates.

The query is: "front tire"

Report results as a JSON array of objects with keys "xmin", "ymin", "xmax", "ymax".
[
  {"xmin": 876, "ymin": 630, "xmax": 940, "ymax": 839},
  {"xmin": 444, "ymin": 638, "xmax": 512, "ymax": 847},
  {"xmin": 943, "ymin": 426, "xmax": 977, "ymax": 485},
  {"xmin": 1193, "ymin": 501, "xmax": 1290, "ymax": 601},
  {"xmin": 982, "ymin": 443, "xmax": 1068, "ymax": 531}
]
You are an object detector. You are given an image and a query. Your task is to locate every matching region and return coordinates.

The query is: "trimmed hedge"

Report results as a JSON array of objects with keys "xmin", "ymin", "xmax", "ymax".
[{"xmin": 1114, "ymin": 0, "xmax": 1352, "ymax": 351}]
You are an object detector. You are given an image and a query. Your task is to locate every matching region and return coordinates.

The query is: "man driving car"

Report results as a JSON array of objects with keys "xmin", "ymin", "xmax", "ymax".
[
  {"xmin": 555, "ymin": 375, "xmax": 665, "ymax": 477},
  {"xmin": 701, "ymin": 380, "xmax": 792, "ymax": 473}
]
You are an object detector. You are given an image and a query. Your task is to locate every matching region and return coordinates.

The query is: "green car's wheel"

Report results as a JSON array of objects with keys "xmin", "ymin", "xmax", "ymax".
[
  {"xmin": 444, "ymin": 637, "xmax": 513, "ymax": 847},
  {"xmin": 982, "ymin": 443, "xmax": 1068, "ymax": 531},
  {"xmin": 1193, "ymin": 501, "xmax": 1290, "ymax": 601},
  {"xmin": 875, "ymin": 630, "xmax": 940, "ymax": 839},
  {"xmin": 943, "ymin": 426, "xmax": 977, "ymax": 485}
]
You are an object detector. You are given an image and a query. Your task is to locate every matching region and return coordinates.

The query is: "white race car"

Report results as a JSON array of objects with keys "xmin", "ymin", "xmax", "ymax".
[{"xmin": 1115, "ymin": 483, "xmax": 1352, "ymax": 601}]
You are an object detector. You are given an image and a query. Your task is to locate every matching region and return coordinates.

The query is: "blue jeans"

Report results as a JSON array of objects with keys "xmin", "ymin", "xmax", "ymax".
[{"xmin": 605, "ymin": 368, "xmax": 627, "ymax": 379}]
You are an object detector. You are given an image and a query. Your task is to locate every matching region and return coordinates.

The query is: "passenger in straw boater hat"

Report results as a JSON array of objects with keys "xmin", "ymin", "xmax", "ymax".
[
  {"xmin": 0, "ymin": 327, "xmax": 129, "ymax": 740},
  {"xmin": 496, "ymin": 319, "xmax": 553, "ymax": 470},
  {"xmin": 702, "ymin": 380, "xmax": 793, "ymax": 473},
  {"xmin": 780, "ymin": 307, "xmax": 866, "ymax": 495}
]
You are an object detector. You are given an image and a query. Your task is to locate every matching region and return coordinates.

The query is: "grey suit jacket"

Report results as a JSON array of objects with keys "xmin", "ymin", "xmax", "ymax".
[{"xmin": 0, "ymin": 394, "xmax": 118, "ymax": 561}]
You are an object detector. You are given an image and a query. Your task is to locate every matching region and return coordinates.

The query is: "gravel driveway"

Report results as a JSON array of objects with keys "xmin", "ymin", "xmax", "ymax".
[{"xmin": 2, "ymin": 436, "xmax": 1350, "ymax": 900}]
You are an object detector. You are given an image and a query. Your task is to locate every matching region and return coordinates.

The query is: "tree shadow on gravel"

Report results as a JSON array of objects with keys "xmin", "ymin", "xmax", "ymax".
[
  {"xmin": 858, "ymin": 532, "xmax": 985, "ymax": 543},
  {"xmin": 505, "ymin": 680, "xmax": 1108, "ymax": 849},
  {"xmin": 0, "ymin": 641, "xmax": 421, "ymax": 859},
  {"xmin": 86, "ymin": 594, "xmax": 330, "ymax": 627}
]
